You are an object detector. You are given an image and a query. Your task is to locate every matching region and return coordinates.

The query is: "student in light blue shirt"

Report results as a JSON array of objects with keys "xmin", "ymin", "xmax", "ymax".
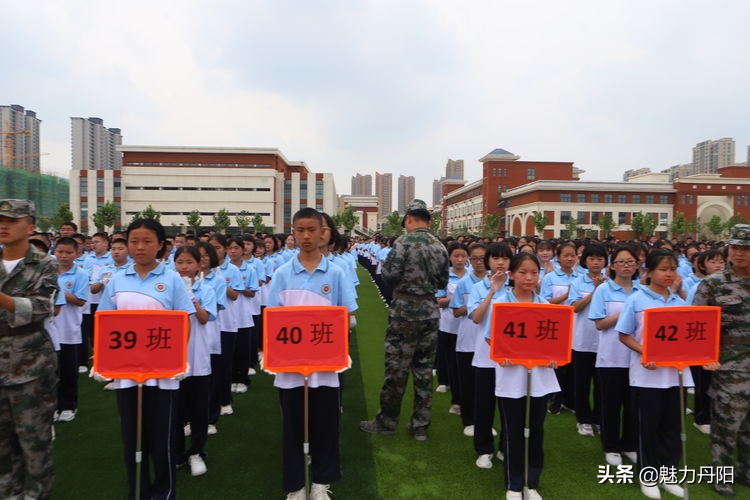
[
  {"xmin": 96, "ymin": 218, "xmax": 195, "ymax": 500},
  {"xmin": 268, "ymin": 208, "xmax": 357, "ymax": 499}
]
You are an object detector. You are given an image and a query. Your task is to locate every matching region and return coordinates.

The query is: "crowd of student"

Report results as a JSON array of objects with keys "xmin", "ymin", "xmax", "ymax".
[{"xmin": 356, "ymin": 232, "xmax": 741, "ymax": 499}]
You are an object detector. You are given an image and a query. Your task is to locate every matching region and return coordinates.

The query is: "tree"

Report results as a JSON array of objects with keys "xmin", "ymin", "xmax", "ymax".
[
  {"xmin": 531, "ymin": 211, "xmax": 549, "ymax": 237},
  {"xmin": 564, "ymin": 218, "xmax": 578, "ymax": 239},
  {"xmin": 430, "ymin": 210, "xmax": 443, "ymax": 236},
  {"xmin": 339, "ymin": 207, "xmax": 359, "ymax": 235},
  {"xmin": 213, "ymin": 208, "xmax": 231, "ymax": 234},
  {"xmin": 91, "ymin": 201, "xmax": 120, "ymax": 232},
  {"xmin": 139, "ymin": 205, "xmax": 161, "ymax": 222},
  {"xmin": 381, "ymin": 211, "xmax": 404, "ymax": 238},
  {"xmin": 630, "ymin": 211, "xmax": 655, "ymax": 240},
  {"xmin": 252, "ymin": 213, "xmax": 265, "ymax": 234},
  {"xmin": 50, "ymin": 203, "xmax": 74, "ymax": 230},
  {"xmin": 724, "ymin": 214, "xmax": 748, "ymax": 233},
  {"xmin": 686, "ymin": 216, "xmax": 701, "ymax": 238},
  {"xmin": 186, "ymin": 210, "xmax": 202, "ymax": 234},
  {"xmin": 705, "ymin": 215, "xmax": 724, "ymax": 239},
  {"xmin": 597, "ymin": 212, "xmax": 615, "ymax": 239},
  {"xmin": 36, "ymin": 216, "xmax": 53, "ymax": 232},
  {"xmin": 670, "ymin": 211, "xmax": 687, "ymax": 240},
  {"xmin": 480, "ymin": 213, "xmax": 501, "ymax": 238},
  {"xmin": 235, "ymin": 210, "xmax": 252, "ymax": 234},
  {"xmin": 331, "ymin": 212, "xmax": 343, "ymax": 231}
]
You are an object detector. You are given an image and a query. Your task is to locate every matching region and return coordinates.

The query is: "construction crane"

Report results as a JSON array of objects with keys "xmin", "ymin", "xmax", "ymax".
[{"xmin": 0, "ymin": 122, "xmax": 46, "ymax": 169}]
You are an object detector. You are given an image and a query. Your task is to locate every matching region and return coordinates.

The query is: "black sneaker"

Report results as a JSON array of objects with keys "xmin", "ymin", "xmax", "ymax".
[
  {"xmin": 359, "ymin": 419, "xmax": 396, "ymax": 435},
  {"xmin": 713, "ymin": 482, "xmax": 735, "ymax": 497},
  {"xmin": 406, "ymin": 425, "xmax": 427, "ymax": 441}
]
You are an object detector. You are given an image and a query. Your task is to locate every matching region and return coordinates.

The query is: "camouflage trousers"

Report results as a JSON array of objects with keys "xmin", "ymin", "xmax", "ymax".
[
  {"xmin": 0, "ymin": 370, "xmax": 57, "ymax": 500},
  {"xmin": 708, "ymin": 370, "xmax": 750, "ymax": 480},
  {"xmin": 375, "ymin": 318, "xmax": 438, "ymax": 431}
]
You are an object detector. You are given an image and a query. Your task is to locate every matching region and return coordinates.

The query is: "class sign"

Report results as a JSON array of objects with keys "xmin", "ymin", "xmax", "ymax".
[
  {"xmin": 262, "ymin": 306, "xmax": 349, "ymax": 376},
  {"xmin": 93, "ymin": 310, "xmax": 189, "ymax": 383},
  {"xmin": 642, "ymin": 306, "xmax": 721, "ymax": 370},
  {"xmin": 489, "ymin": 303, "xmax": 574, "ymax": 369}
]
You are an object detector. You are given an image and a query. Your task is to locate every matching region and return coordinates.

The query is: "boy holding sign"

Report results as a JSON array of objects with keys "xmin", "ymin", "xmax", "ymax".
[{"xmin": 267, "ymin": 208, "xmax": 357, "ymax": 500}]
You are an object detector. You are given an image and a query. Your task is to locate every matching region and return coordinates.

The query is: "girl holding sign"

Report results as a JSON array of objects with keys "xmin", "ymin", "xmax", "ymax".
[
  {"xmin": 174, "ymin": 245, "xmax": 217, "ymax": 477},
  {"xmin": 97, "ymin": 218, "xmax": 196, "ymax": 500},
  {"xmin": 488, "ymin": 252, "xmax": 559, "ymax": 500},
  {"xmin": 588, "ymin": 244, "xmax": 641, "ymax": 467},
  {"xmin": 615, "ymin": 249, "xmax": 694, "ymax": 499}
]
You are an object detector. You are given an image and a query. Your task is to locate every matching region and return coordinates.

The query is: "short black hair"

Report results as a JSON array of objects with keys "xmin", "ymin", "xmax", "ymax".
[
  {"xmin": 579, "ymin": 243, "xmax": 609, "ymax": 269},
  {"xmin": 55, "ymin": 237, "xmax": 79, "ymax": 251},
  {"xmin": 127, "ymin": 218, "xmax": 168, "ymax": 259},
  {"xmin": 60, "ymin": 221, "xmax": 78, "ymax": 232},
  {"xmin": 293, "ymin": 207, "xmax": 323, "ymax": 225},
  {"xmin": 196, "ymin": 241, "xmax": 220, "ymax": 268}
]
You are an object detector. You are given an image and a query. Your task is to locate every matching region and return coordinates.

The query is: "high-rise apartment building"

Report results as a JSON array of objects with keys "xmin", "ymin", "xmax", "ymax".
[
  {"xmin": 375, "ymin": 172, "xmax": 392, "ymax": 217},
  {"xmin": 692, "ymin": 138, "xmax": 735, "ymax": 174},
  {"xmin": 0, "ymin": 104, "xmax": 41, "ymax": 173},
  {"xmin": 351, "ymin": 173, "xmax": 372, "ymax": 195},
  {"xmin": 433, "ymin": 177, "xmax": 445, "ymax": 207},
  {"xmin": 71, "ymin": 117, "xmax": 123, "ymax": 170},
  {"xmin": 398, "ymin": 175, "xmax": 415, "ymax": 214},
  {"xmin": 446, "ymin": 158, "xmax": 464, "ymax": 179}
]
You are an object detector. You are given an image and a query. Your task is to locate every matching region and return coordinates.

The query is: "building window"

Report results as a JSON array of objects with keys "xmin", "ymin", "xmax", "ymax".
[
  {"xmin": 591, "ymin": 194, "xmax": 599, "ymax": 203},
  {"xmin": 604, "ymin": 194, "xmax": 613, "ymax": 203},
  {"xmin": 561, "ymin": 211, "xmax": 571, "ymax": 224},
  {"xmin": 300, "ymin": 180, "xmax": 308, "ymax": 200},
  {"xmin": 659, "ymin": 213, "xmax": 669, "ymax": 226},
  {"xmin": 646, "ymin": 195, "xmax": 654, "ymax": 204},
  {"xmin": 618, "ymin": 212, "xmax": 627, "ymax": 225},
  {"xmin": 632, "ymin": 195, "xmax": 640, "ymax": 204},
  {"xmin": 577, "ymin": 194, "xmax": 586, "ymax": 203},
  {"xmin": 114, "ymin": 179, "xmax": 121, "ymax": 198},
  {"xmin": 660, "ymin": 195, "xmax": 668, "ymax": 204},
  {"xmin": 96, "ymin": 177, "xmax": 104, "ymax": 198},
  {"xmin": 618, "ymin": 194, "xmax": 627, "ymax": 203},
  {"xmin": 577, "ymin": 211, "xmax": 586, "ymax": 224},
  {"xmin": 284, "ymin": 180, "xmax": 291, "ymax": 199},
  {"xmin": 591, "ymin": 212, "xmax": 600, "ymax": 224},
  {"xmin": 316, "ymin": 180, "xmax": 324, "ymax": 199},
  {"xmin": 527, "ymin": 168, "xmax": 536, "ymax": 180},
  {"xmin": 80, "ymin": 177, "xmax": 88, "ymax": 192},
  {"xmin": 560, "ymin": 193, "xmax": 571, "ymax": 203}
]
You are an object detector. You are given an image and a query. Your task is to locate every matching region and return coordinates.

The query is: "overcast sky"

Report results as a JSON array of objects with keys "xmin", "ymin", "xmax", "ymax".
[{"xmin": 3, "ymin": 0, "xmax": 750, "ymax": 203}]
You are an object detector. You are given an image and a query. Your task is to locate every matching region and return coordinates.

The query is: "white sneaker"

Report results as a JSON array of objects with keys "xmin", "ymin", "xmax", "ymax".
[
  {"xmin": 491, "ymin": 427, "xmax": 498, "ymax": 437},
  {"xmin": 248, "ymin": 368, "xmax": 257, "ymax": 376},
  {"xmin": 693, "ymin": 422, "xmax": 711, "ymax": 434},
  {"xmin": 53, "ymin": 410, "xmax": 59, "ymax": 422},
  {"xmin": 640, "ymin": 483, "xmax": 661, "ymax": 499},
  {"xmin": 435, "ymin": 385, "xmax": 448, "ymax": 393},
  {"xmin": 605, "ymin": 452, "xmax": 622, "ymax": 466},
  {"xmin": 220, "ymin": 405, "xmax": 234, "ymax": 415},
  {"xmin": 623, "ymin": 451, "xmax": 638, "ymax": 463},
  {"xmin": 57, "ymin": 410, "xmax": 76, "ymax": 422},
  {"xmin": 184, "ymin": 424, "xmax": 191, "ymax": 436},
  {"xmin": 432, "ymin": 369, "xmax": 437, "ymax": 376},
  {"xmin": 103, "ymin": 381, "xmax": 116, "ymax": 391},
  {"xmin": 475, "ymin": 454, "xmax": 493, "ymax": 469},
  {"xmin": 496, "ymin": 450, "xmax": 505, "ymax": 461},
  {"xmin": 286, "ymin": 487, "xmax": 306, "ymax": 500},
  {"xmin": 577, "ymin": 423, "xmax": 595, "ymax": 437},
  {"xmin": 235, "ymin": 383, "xmax": 248, "ymax": 393},
  {"xmin": 449, "ymin": 404, "xmax": 461, "ymax": 415},
  {"xmin": 527, "ymin": 489, "xmax": 543, "ymax": 500},
  {"xmin": 463, "ymin": 425, "xmax": 475, "ymax": 437},
  {"xmin": 258, "ymin": 352, "xmax": 263, "ymax": 363},
  {"xmin": 207, "ymin": 424, "xmax": 217, "ymax": 435},
  {"xmin": 505, "ymin": 491, "xmax": 522, "ymax": 500},
  {"xmin": 188, "ymin": 454, "xmax": 207, "ymax": 476},
  {"xmin": 310, "ymin": 483, "xmax": 331, "ymax": 500},
  {"xmin": 230, "ymin": 383, "xmax": 237, "ymax": 393},
  {"xmin": 659, "ymin": 482, "xmax": 684, "ymax": 497},
  {"xmin": 78, "ymin": 366, "xmax": 88, "ymax": 374}
]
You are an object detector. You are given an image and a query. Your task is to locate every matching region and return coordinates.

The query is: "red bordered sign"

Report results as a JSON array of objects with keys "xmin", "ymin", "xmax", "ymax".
[
  {"xmin": 489, "ymin": 303, "xmax": 574, "ymax": 369},
  {"xmin": 642, "ymin": 306, "xmax": 721, "ymax": 371},
  {"xmin": 262, "ymin": 306, "xmax": 349, "ymax": 376},
  {"xmin": 93, "ymin": 310, "xmax": 189, "ymax": 383}
]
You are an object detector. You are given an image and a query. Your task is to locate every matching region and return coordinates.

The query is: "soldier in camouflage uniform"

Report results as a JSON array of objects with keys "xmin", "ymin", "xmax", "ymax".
[
  {"xmin": 0, "ymin": 199, "xmax": 59, "ymax": 500},
  {"xmin": 360, "ymin": 200, "xmax": 449, "ymax": 440},
  {"xmin": 693, "ymin": 224, "xmax": 750, "ymax": 496}
]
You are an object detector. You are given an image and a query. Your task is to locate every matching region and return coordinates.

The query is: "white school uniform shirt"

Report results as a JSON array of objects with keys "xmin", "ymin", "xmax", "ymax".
[
  {"xmin": 567, "ymin": 273, "xmax": 601, "ymax": 353},
  {"xmin": 468, "ymin": 275, "xmax": 508, "ymax": 369},
  {"xmin": 83, "ymin": 252, "xmax": 114, "ymax": 313},
  {"xmin": 233, "ymin": 260, "xmax": 256, "ymax": 329},
  {"xmin": 436, "ymin": 269, "xmax": 464, "ymax": 335},
  {"xmin": 488, "ymin": 290, "xmax": 561, "ymax": 398},
  {"xmin": 98, "ymin": 262, "xmax": 196, "ymax": 390},
  {"xmin": 54, "ymin": 265, "xmax": 89, "ymax": 345},
  {"xmin": 216, "ymin": 259, "xmax": 243, "ymax": 333},
  {"xmin": 588, "ymin": 279, "xmax": 640, "ymax": 368},
  {"xmin": 615, "ymin": 287, "xmax": 694, "ymax": 389},
  {"xmin": 449, "ymin": 272, "xmax": 484, "ymax": 353},
  {"xmin": 246, "ymin": 256, "xmax": 265, "ymax": 316},
  {"xmin": 186, "ymin": 279, "xmax": 217, "ymax": 377},
  {"xmin": 267, "ymin": 254, "xmax": 358, "ymax": 389},
  {"xmin": 202, "ymin": 269, "xmax": 226, "ymax": 355},
  {"xmin": 540, "ymin": 268, "xmax": 578, "ymax": 302},
  {"xmin": 45, "ymin": 289, "xmax": 67, "ymax": 351}
]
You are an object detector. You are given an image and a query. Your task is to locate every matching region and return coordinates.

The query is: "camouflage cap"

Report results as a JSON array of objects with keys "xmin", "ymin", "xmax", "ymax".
[
  {"xmin": 405, "ymin": 199, "xmax": 428, "ymax": 214},
  {"xmin": 0, "ymin": 199, "xmax": 35, "ymax": 218},
  {"xmin": 728, "ymin": 224, "xmax": 750, "ymax": 246}
]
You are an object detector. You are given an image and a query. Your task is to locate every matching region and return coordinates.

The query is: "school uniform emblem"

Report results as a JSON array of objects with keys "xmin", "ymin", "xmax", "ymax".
[
  {"xmin": 321, "ymin": 284, "xmax": 331, "ymax": 294},
  {"xmin": 155, "ymin": 283, "xmax": 167, "ymax": 292},
  {"xmin": 65, "ymin": 282, "xmax": 73, "ymax": 289}
]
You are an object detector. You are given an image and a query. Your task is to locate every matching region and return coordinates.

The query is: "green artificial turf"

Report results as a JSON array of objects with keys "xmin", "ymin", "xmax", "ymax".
[{"xmin": 52, "ymin": 266, "xmax": 746, "ymax": 499}]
